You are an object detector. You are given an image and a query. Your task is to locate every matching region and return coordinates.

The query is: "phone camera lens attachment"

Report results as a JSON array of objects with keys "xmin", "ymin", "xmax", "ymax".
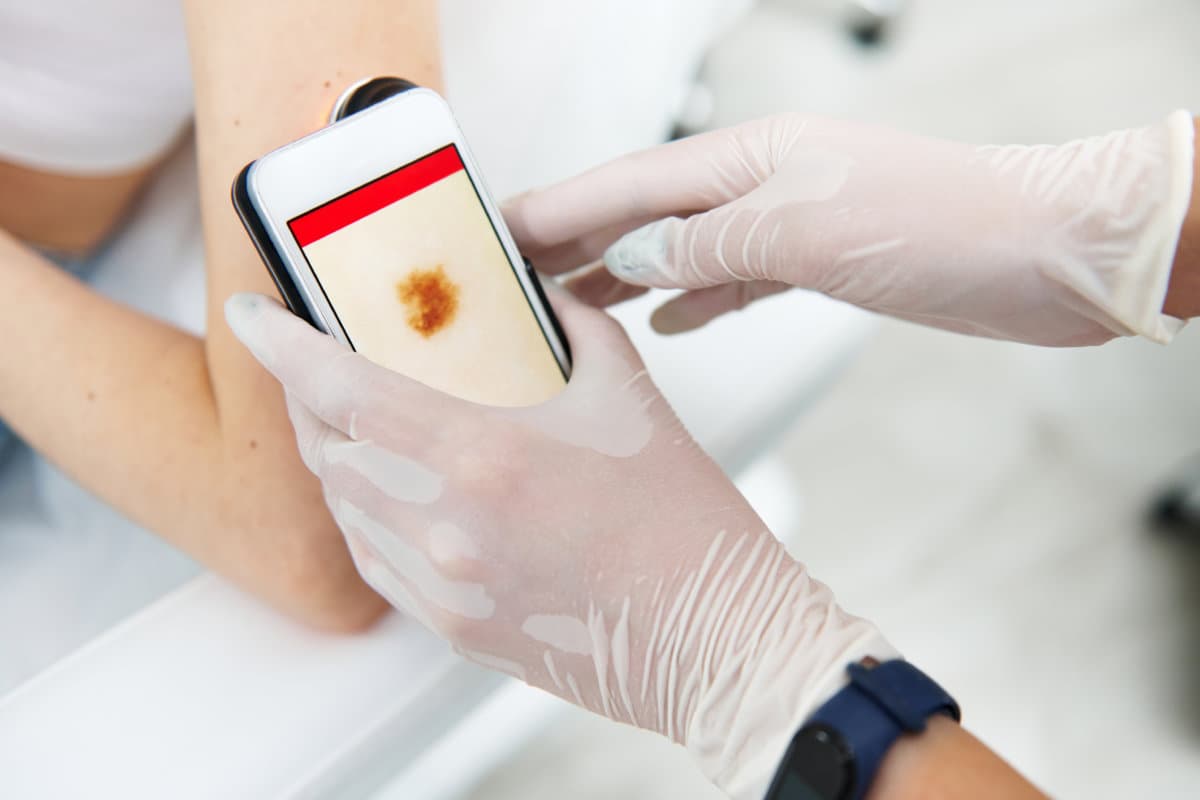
[{"xmin": 329, "ymin": 77, "xmax": 420, "ymax": 124}]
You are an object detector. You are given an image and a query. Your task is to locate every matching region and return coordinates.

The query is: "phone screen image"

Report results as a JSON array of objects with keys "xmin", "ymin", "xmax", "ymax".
[{"xmin": 287, "ymin": 144, "xmax": 566, "ymax": 406}]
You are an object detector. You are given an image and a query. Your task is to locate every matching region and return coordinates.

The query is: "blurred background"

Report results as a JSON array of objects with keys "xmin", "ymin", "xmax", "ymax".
[{"xmin": 453, "ymin": 0, "xmax": 1200, "ymax": 797}]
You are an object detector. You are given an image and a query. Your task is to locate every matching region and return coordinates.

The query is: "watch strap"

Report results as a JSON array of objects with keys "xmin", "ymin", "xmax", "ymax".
[
  {"xmin": 764, "ymin": 660, "xmax": 959, "ymax": 800},
  {"xmin": 809, "ymin": 660, "xmax": 960, "ymax": 800}
]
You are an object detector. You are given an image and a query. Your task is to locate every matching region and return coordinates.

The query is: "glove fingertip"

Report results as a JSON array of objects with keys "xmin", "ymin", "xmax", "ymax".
[
  {"xmin": 224, "ymin": 291, "xmax": 269, "ymax": 337},
  {"xmin": 224, "ymin": 292, "xmax": 292, "ymax": 365},
  {"xmin": 604, "ymin": 218, "xmax": 679, "ymax": 286}
]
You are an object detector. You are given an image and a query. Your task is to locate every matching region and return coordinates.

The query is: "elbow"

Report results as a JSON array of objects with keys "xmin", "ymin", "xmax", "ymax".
[
  {"xmin": 286, "ymin": 564, "xmax": 392, "ymax": 635},
  {"xmin": 274, "ymin": 521, "xmax": 392, "ymax": 634},
  {"xmin": 222, "ymin": 501, "xmax": 391, "ymax": 634},
  {"xmin": 211, "ymin": 393, "xmax": 391, "ymax": 633}
]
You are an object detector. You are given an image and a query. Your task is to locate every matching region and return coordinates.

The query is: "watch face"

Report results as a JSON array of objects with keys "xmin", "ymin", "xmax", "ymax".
[{"xmin": 768, "ymin": 724, "xmax": 854, "ymax": 800}]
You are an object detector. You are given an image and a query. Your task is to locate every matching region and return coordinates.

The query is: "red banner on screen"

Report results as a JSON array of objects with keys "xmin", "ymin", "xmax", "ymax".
[{"xmin": 288, "ymin": 145, "xmax": 464, "ymax": 247}]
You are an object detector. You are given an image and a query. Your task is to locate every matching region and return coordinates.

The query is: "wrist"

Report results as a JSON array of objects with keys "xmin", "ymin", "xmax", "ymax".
[
  {"xmin": 1164, "ymin": 116, "xmax": 1200, "ymax": 320},
  {"xmin": 865, "ymin": 715, "xmax": 962, "ymax": 800},
  {"xmin": 866, "ymin": 716, "xmax": 1047, "ymax": 800}
]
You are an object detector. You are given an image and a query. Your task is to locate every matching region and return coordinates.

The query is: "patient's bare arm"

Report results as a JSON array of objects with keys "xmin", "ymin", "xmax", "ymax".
[
  {"xmin": 0, "ymin": 158, "xmax": 158, "ymax": 256},
  {"xmin": 0, "ymin": 1, "xmax": 441, "ymax": 631}
]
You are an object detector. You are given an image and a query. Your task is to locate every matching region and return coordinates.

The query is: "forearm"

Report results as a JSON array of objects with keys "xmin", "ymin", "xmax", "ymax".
[
  {"xmin": 0, "ymin": 235, "xmax": 217, "ymax": 511},
  {"xmin": 1164, "ymin": 117, "xmax": 1200, "ymax": 319},
  {"xmin": 869, "ymin": 717, "xmax": 1046, "ymax": 800},
  {"xmin": 0, "ymin": 234, "xmax": 381, "ymax": 628}
]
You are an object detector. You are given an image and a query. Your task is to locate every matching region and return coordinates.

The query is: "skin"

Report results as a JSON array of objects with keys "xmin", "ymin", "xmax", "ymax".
[
  {"xmin": 0, "ymin": 0, "xmax": 441, "ymax": 631},
  {"xmin": 868, "ymin": 717, "xmax": 1048, "ymax": 800}
]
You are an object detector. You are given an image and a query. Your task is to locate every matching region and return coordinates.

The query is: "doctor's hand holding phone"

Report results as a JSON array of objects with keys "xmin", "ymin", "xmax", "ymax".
[
  {"xmin": 225, "ymin": 79, "xmax": 896, "ymax": 800},
  {"xmin": 233, "ymin": 79, "xmax": 570, "ymax": 407}
]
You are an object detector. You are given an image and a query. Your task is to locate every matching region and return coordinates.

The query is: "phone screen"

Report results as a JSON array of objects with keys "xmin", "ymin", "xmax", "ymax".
[{"xmin": 287, "ymin": 144, "xmax": 566, "ymax": 406}]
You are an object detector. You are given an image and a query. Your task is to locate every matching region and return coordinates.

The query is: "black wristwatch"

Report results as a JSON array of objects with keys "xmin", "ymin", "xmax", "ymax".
[{"xmin": 763, "ymin": 659, "xmax": 959, "ymax": 800}]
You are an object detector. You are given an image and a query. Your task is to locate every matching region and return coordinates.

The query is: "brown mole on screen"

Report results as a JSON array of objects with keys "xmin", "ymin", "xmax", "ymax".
[{"xmin": 396, "ymin": 265, "xmax": 460, "ymax": 337}]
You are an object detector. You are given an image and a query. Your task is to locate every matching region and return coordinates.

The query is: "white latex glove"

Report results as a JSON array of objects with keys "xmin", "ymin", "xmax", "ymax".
[
  {"xmin": 225, "ymin": 290, "xmax": 896, "ymax": 799},
  {"xmin": 504, "ymin": 112, "xmax": 1194, "ymax": 346}
]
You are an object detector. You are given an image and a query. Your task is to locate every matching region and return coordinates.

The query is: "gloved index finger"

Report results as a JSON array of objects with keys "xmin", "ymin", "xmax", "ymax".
[{"xmin": 502, "ymin": 121, "xmax": 779, "ymax": 259}]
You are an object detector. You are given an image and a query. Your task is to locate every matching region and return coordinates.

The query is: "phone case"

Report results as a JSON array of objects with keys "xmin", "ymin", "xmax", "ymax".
[{"xmin": 230, "ymin": 77, "xmax": 570, "ymax": 365}]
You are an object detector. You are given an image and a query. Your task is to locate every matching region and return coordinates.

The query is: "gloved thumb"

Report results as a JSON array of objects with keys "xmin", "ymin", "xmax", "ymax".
[{"xmin": 603, "ymin": 202, "xmax": 765, "ymax": 290}]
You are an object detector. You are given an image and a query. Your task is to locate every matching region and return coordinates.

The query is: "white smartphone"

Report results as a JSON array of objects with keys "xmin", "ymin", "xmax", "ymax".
[{"xmin": 233, "ymin": 80, "xmax": 570, "ymax": 407}]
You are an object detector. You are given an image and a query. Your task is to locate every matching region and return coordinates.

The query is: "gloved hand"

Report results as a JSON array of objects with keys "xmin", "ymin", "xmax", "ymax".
[
  {"xmin": 504, "ymin": 112, "xmax": 1194, "ymax": 346},
  {"xmin": 225, "ymin": 289, "xmax": 895, "ymax": 799}
]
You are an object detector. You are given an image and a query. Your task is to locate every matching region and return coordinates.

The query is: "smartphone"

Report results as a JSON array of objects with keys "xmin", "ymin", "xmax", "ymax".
[{"xmin": 232, "ymin": 82, "xmax": 570, "ymax": 407}]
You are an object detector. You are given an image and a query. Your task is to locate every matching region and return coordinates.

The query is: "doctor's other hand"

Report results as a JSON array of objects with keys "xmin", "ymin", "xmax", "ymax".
[
  {"xmin": 504, "ymin": 112, "xmax": 1195, "ymax": 346},
  {"xmin": 224, "ymin": 290, "xmax": 894, "ymax": 800}
]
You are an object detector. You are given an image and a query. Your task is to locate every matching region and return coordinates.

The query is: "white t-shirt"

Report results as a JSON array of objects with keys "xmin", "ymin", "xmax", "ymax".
[
  {"xmin": 0, "ymin": 0, "xmax": 192, "ymax": 172},
  {"xmin": 0, "ymin": 0, "xmax": 749, "ymax": 181}
]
